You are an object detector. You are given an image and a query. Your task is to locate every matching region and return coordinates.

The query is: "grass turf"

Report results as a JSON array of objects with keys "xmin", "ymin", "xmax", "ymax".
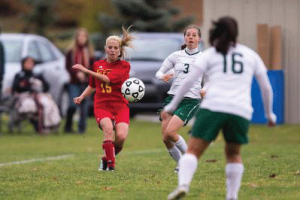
[{"xmin": 0, "ymin": 117, "xmax": 299, "ymax": 200}]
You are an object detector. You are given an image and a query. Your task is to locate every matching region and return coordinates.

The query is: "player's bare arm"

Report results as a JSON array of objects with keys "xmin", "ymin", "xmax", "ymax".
[{"xmin": 73, "ymin": 86, "xmax": 95, "ymax": 105}]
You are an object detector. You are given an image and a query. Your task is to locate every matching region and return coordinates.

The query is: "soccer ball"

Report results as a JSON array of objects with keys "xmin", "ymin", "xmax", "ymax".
[{"xmin": 121, "ymin": 78, "xmax": 145, "ymax": 102}]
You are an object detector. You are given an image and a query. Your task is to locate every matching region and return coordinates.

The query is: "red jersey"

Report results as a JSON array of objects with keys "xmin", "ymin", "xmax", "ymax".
[{"xmin": 89, "ymin": 59, "xmax": 130, "ymax": 106}]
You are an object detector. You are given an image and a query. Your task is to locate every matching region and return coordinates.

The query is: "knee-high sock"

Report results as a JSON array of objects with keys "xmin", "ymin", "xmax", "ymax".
[
  {"xmin": 174, "ymin": 135, "xmax": 187, "ymax": 154},
  {"xmin": 168, "ymin": 146, "xmax": 182, "ymax": 163},
  {"xmin": 102, "ymin": 140, "xmax": 115, "ymax": 167},
  {"xmin": 178, "ymin": 153, "xmax": 198, "ymax": 186},
  {"xmin": 226, "ymin": 163, "xmax": 244, "ymax": 200}
]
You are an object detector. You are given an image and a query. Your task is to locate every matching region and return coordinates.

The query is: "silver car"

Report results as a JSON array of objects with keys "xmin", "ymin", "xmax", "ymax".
[{"xmin": 0, "ymin": 33, "xmax": 70, "ymax": 115}]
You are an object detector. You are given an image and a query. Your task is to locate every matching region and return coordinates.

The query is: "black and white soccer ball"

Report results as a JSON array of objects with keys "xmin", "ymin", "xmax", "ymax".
[{"xmin": 121, "ymin": 78, "xmax": 145, "ymax": 102}]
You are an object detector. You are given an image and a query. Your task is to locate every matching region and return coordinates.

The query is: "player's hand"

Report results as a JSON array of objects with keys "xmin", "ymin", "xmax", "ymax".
[
  {"xmin": 160, "ymin": 110, "xmax": 172, "ymax": 120},
  {"xmin": 72, "ymin": 64, "xmax": 85, "ymax": 72},
  {"xmin": 200, "ymin": 89, "xmax": 206, "ymax": 98},
  {"xmin": 267, "ymin": 113, "xmax": 277, "ymax": 127},
  {"xmin": 267, "ymin": 121, "xmax": 276, "ymax": 127},
  {"xmin": 74, "ymin": 96, "xmax": 83, "ymax": 105},
  {"xmin": 162, "ymin": 74, "xmax": 173, "ymax": 82}
]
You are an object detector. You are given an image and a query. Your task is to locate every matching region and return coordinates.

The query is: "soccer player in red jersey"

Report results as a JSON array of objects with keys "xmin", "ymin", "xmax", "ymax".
[{"xmin": 72, "ymin": 27, "xmax": 134, "ymax": 171}]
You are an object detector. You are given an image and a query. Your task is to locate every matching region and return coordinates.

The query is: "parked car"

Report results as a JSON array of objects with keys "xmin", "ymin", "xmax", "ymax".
[
  {"xmin": 0, "ymin": 33, "xmax": 70, "ymax": 116},
  {"xmin": 125, "ymin": 32, "xmax": 204, "ymax": 117}
]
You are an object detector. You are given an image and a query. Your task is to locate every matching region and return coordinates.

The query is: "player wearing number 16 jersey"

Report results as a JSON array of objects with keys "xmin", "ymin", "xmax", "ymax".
[
  {"xmin": 72, "ymin": 26, "xmax": 134, "ymax": 171},
  {"xmin": 164, "ymin": 17, "xmax": 276, "ymax": 200}
]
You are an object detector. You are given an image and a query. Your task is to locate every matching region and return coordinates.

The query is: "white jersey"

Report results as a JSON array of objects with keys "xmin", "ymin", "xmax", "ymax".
[
  {"xmin": 164, "ymin": 43, "xmax": 275, "ymax": 121},
  {"xmin": 156, "ymin": 48, "xmax": 203, "ymax": 99}
]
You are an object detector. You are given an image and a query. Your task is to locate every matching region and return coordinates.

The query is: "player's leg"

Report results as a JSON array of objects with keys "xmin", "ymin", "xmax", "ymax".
[
  {"xmin": 223, "ymin": 114, "xmax": 250, "ymax": 200},
  {"xmin": 164, "ymin": 115, "xmax": 185, "ymax": 153},
  {"xmin": 168, "ymin": 109, "xmax": 224, "ymax": 200},
  {"xmin": 225, "ymin": 143, "xmax": 243, "ymax": 200},
  {"xmin": 181, "ymin": 137, "xmax": 211, "ymax": 184},
  {"xmin": 160, "ymin": 112, "xmax": 182, "ymax": 167},
  {"xmin": 114, "ymin": 104, "xmax": 130, "ymax": 157},
  {"xmin": 99, "ymin": 117, "xmax": 115, "ymax": 171},
  {"xmin": 160, "ymin": 95, "xmax": 179, "ymax": 149},
  {"xmin": 168, "ymin": 137, "xmax": 211, "ymax": 200},
  {"xmin": 163, "ymin": 115, "xmax": 186, "ymax": 172},
  {"xmin": 165, "ymin": 98, "xmax": 199, "ymax": 154},
  {"xmin": 95, "ymin": 108, "xmax": 115, "ymax": 171},
  {"xmin": 161, "ymin": 111, "xmax": 173, "ymax": 147},
  {"xmin": 114, "ymin": 122, "xmax": 129, "ymax": 156}
]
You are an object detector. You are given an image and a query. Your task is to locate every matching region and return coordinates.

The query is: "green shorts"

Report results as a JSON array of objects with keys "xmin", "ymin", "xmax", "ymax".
[
  {"xmin": 191, "ymin": 109, "xmax": 250, "ymax": 144},
  {"xmin": 161, "ymin": 95, "xmax": 199, "ymax": 126}
]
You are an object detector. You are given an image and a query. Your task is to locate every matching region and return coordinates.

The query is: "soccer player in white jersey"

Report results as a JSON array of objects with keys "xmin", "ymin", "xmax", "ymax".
[
  {"xmin": 156, "ymin": 25, "xmax": 204, "ymax": 173},
  {"xmin": 164, "ymin": 16, "xmax": 277, "ymax": 200}
]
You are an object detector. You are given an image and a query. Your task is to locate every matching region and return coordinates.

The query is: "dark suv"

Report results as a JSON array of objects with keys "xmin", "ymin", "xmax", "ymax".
[{"xmin": 125, "ymin": 33, "xmax": 203, "ymax": 116}]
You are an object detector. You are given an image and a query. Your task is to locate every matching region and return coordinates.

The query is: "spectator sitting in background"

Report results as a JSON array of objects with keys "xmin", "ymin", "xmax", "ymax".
[
  {"xmin": 64, "ymin": 27, "xmax": 94, "ymax": 134},
  {"xmin": 12, "ymin": 57, "xmax": 49, "ymax": 94},
  {"xmin": 12, "ymin": 56, "xmax": 61, "ymax": 134}
]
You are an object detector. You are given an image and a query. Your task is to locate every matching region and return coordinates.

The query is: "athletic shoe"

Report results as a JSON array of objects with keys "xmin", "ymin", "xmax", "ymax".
[
  {"xmin": 106, "ymin": 160, "xmax": 115, "ymax": 171},
  {"xmin": 107, "ymin": 166, "xmax": 115, "ymax": 171},
  {"xmin": 168, "ymin": 185, "xmax": 189, "ymax": 200},
  {"xmin": 98, "ymin": 157, "xmax": 107, "ymax": 171}
]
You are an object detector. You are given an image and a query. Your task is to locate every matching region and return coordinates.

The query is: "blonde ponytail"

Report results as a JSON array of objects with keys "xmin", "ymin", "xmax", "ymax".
[{"xmin": 105, "ymin": 26, "xmax": 135, "ymax": 59}]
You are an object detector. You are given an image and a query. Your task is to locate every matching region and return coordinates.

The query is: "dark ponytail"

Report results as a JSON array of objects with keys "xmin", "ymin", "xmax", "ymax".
[{"xmin": 209, "ymin": 16, "xmax": 238, "ymax": 54}]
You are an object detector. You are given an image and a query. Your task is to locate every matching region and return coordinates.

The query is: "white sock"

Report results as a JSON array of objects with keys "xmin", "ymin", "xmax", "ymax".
[
  {"xmin": 226, "ymin": 163, "xmax": 244, "ymax": 200},
  {"xmin": 168, "ymin": 146, "xmax": 182, "ymax": 163},
  {"xmin": 178, "ymin": 153, "xmax": 198, "ymax": 187},
  {"xmin": 174, "ymin": 135, "xmax": 187, "ymax": 154}
]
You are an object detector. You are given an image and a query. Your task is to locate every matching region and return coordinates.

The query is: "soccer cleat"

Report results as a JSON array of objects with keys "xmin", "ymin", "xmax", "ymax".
[
  {"xmin": 168, "ymin": 185, "xmax": 189, "ymax": 200},
  {"xmin": 106, "ymin": 160, "xmax": 115, "ymax": 171},
  {"xmin": 98, "ymin": 157, "xmax": 107, "ymax": 171},
  {"xmin": 107, "ymin": 166, "xmax": 115, "ymax": 171}
]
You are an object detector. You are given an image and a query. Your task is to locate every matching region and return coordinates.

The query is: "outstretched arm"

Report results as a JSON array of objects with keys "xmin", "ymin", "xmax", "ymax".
[
  {"xmin": 72, "ymin": 64, "xmax": 110, "ymax": 84},
  {"xmin": 255, "ymin": 72, "xmax": 276, "ymax": 126},
  {"xmin": 74, "ymin": 85, "xmax": 95, "ymax": 105},
  {"xmin": 163, "ymin": 65, "xmax": 203, "ymax": 114}
]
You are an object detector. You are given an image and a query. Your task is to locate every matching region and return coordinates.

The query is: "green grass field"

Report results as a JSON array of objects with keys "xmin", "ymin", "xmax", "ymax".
[{"xmin": 0, "ymin": 117, "xmax": 299, "ymax": 200}]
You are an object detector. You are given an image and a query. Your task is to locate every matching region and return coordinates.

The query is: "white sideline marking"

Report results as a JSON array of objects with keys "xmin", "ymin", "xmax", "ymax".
[
  {"xmin": 0, "ymin": 154, "xmax": 74, "ymax": 167},
  {"xmin": 0, "ymin": 146, "xmax": 196, "ymax": 167}
]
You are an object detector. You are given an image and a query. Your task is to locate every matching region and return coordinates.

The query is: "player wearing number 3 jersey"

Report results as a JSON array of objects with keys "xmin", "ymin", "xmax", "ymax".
[
  {"xmin": 73, "ymin": 26, "xmax": 134, "ymax": 171},
  {"xmin": 156, "ymin": 25, "xmax": 204, "ymax": 173},
  {"xmin": 164, "ymin": 17, "xmax": 276, "ymax": 200}
]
